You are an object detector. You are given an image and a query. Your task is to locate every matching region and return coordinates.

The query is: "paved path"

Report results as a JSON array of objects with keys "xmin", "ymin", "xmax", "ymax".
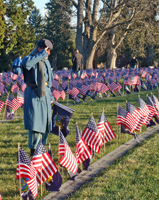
[{"xmin": 42, "ymin": 124, "xmax": 159, "ymax": 200}]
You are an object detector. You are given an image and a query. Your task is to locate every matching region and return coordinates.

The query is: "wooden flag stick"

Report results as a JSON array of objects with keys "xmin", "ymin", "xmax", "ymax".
[
  {"xmin": 41, "ymin": 170, "xmax": 42, "ymax": 196},
  {"xmin": 103, "ymin": 108, "xmax": 105, "ymax": 152},
  {"xmin": 18, "ymin": 143, "xmax": 22, "ymax": 200},
  {"xmin": 58, "ymin": 126, "xmax": 62, "ymax": 181},
  {"xmin": 67, "ymin": 83, "xmax": 69, "ymax": 106},
  {"xmin": 123, "ymin": 83, "xmax": 124, "ymax": 95},
  {"xmin": 117, "ymin": 103, "xmax": 120, "ymax": 143},
  {"xmin": 125, "ymin": 101, "xmax": 128, "ymax": 141},
  {"xmin": 91, "ymin": 113, "xmax": 95, "ymax": 158},
  {"xmin": 40, "ymin": 134, "xmax": 43, "ymax": 196},
  {"xmin": 80, "ymin": 128, "xmax": 83, "ymax": 170},
  {"xmin": 138, "ymin": 95, "xmax": 142, "ymax": 132},
  {"xmin": 3, "ymin": 92, "xmax": 9, "ymax": 120}
]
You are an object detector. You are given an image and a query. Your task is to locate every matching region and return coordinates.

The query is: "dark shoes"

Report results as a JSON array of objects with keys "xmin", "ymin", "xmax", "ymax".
[{"xmin": 30, "ymin": 149, "xmax": 35, "ymax": 156}]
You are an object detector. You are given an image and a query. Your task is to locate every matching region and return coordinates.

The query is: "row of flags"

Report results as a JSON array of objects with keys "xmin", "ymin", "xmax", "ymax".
[
  {"xmin": 117, "ymin": 94, "xmax": 159, "ymax": 140},
  {"xmin": 15, "ymin": 92, "xmax": 159, "ymax": 199},
  {"xmin": 1, "ymin": 66, "xmax": 159, "ymax": 106},
  {"xmin": 15, "ymin": 101, "xmax": 117, "ymax": 199}
]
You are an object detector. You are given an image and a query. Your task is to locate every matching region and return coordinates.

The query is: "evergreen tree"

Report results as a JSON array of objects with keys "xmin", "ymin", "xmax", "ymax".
[
  {"xmin": 44, "ymin": 0, "xmax": 75, "ymax": 69},
  {"xmin": 28, "ymin": 6, "xmax": 44, "ymax": 42},
  {"xmin": 0, "ymin": 0, "xmax": 6, "ymax": 50},
  {"xmin": 0, "ymin": 0, "xmax": 35, "ymax": 72}
]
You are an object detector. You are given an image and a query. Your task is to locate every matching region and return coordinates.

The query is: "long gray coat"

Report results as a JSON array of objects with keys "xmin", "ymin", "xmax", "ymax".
[{"xmin": 22, "ymin": 49, "xmax": 54, "ymax": 133}]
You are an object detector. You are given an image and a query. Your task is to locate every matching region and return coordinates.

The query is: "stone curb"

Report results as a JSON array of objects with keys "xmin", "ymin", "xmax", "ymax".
[{"xmin": 42, "ymin": 124, "xmax": 159, "ymax": 200}]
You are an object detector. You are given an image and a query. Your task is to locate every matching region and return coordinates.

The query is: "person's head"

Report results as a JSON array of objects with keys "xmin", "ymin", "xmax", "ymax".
[
  {"xmin": 37, "ymin": 39, "xmax": 53, "ymax": 56},
  {"xmin": 75, "ymin": 48, "xmax": 79, "ymax": 53},
  {"xmin": 133, "ymin": 56, "xmax": 135, "ymax": 59},
  {"xmin": 18, "ymin": 55, "xmax": 21, "ymax": 59}
]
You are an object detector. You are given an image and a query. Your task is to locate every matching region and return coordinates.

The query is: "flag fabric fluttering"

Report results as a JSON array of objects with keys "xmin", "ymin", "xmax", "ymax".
[
  {"xmin": 51, "ymin": 102, "xmax": 75, "ymax": 137},
  {"xmin": 117, "ymin": 106, "xmax": 136, "ymax": 133},
  {"xmin": 76, "ymin": 125, "xmax": 92, "ymax": 164},
  {"xmin": 11, "ymin": 83, "xmax": 19, "ymax": 94},
  {"xmin": 45, "ymin": 144, "xmax": 62, "ymax": 192},
  {"xmin": 32, "ymin": 140, "xmax": 58, "ymax": 185},
  {"xmin": 16, "ymin": 147, "xmax": 38, "ymax": 198},
  {"xmin": 0, "ymin": 100, "xmax": 4, "ymax": 112},
  {"xmin": 151, "ymin": 94, "xmax": 159, "ymax": 111},
  {"xmin": 82, "ymin": 115, "xmax": 103, "ymax": 153},
  {"xmin": 66, "ymin": 84, "xmax": 79, "ymax": 99},
  {"xmin": 4, "ymin": 93, "xmax": 21, "ymax": 111},
  {"xmin": 147, "ymin": 96, "xmax": 159, "ymax": 118},
  {"xmin": 138, "ymin": 97, "xmax": 151, "ymax": 125},
  {"xmin": 108, "ymin": 78, "xmax": 119, "ymax": 92},
  {"xmin": 97, "ymin": 111, "xmax": 116, "ymax": 143},
  {"xmin": 126, "ymin": 102, "xmax": 144, "ymax": 132},
  {"xmin": 17, "ymin": 90, "xmax": 24, "ymax": 105},
  {"xmin": 58, "ymin": 131, "xmax": 78, "ymax": 174}
]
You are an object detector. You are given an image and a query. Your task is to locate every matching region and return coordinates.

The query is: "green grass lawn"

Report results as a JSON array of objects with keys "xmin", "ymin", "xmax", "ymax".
[
  {"xmin": 68, "ymin": 132, "xmax": 159, "ymax": 200},
  {"xmin": 0, "ymin": 88, "xmax": 158, "ymax": 199}
]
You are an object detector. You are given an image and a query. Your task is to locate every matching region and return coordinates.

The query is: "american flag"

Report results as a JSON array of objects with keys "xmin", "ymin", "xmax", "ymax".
[
  {"xmin": 138, "ymin": 97, "xmax": 152, "ymax": 126},
  {"xmin": 0, "ymin": 100, "xmax": 4, "ymax": 112},
  {"xmin": 52, "ymin": 89, "xmax": 61, "ymax": 101},
  {"xmin": 66, "ymin": 84, "xmax": 79, "ymax": 99},
  {"xmin": 21, "ymin": 83, "xmax": 27, "ymax": 92},
  {"xmin": 124, "ymin": 77, "xmax": 131, "ymax": 86},
  {"xmin": 151, "ymin": 94, "xmax": 159, "ymax": 111},
  {"xmin": 11, "ymin": 83, "xmax": 19, "ymax": 94},
  {"xmin": 16, "ymin": 147, "xmax": 38, "ymax": 198},
  {"xmin": 131, "ymin": 76, "xmax": 140, "ymax": 85},
  {"xmin": 58, "ymin": 132, "xmax": 78, "ymax": 174},
  {"xmin": 89, "ymin": 82, "xmax": 98, "ymax": 91},
  {"xmin": 76, "ymin": 125, "xmax": 92, "ymax": 164},
  {"xmin": 150, "ymin": 78, "xmax": 157, "ymax": 86},
  {"xmin": 147, "ymin": 96, "xmax": 159, "ymax": 118},
  {"xmin": 52, "ymin": 80, "xmax": 60, "ymax": 90},
  {"xmin": 79, "ymin": 85, "xmax": 89, "ymax": 96},
  {"xmin": 12, "ymin": 73, "xmax": 18, "ymax": 80},
  {"xmin": 117, "ymin": 106, "xmax": 136, "ymax": 133},
  {"xmin": 16, "ymin": 76, "xmax": 22, "ymax": 85},
  {"xmin": 5, "ymin": 76, "xmax": 12, "ymax": 85},
  {"xmin": 115, "ymin": 80, "xmax": 122, "ymax": 92},
  {"xmin": 32, "ymin": 140, "xmax": 58, "ymax": 185},
  {"xmin": 60, "ymin": 90, "xmax": 66, "ymax": 100},
  {"xmin": 54, "ymin": 73, "xmax": 60, "ymax": 81},
  {"xmin": 97, "ymin": 111, "xmax": 116, "ymax": 143},
  {"xmin": 4, "ymin": 94, "xmax": 21, "ymax": 111},
  {"xmin": 17, "ymin": 90, "xmax": 24, "ymax": 105},
  {"xmin": 107, "ymin": 78, "xmax": 119, "ymax": 92},
  {"xmin": 109, "ymin": 73, "xmax": 116, "ymax": 81},
  {"xmin": 98, "ymin": 83, "xmax": 109, "ymax": 94},
  {"xmin": 126, "ymin": 102, "xmax": 144, "ymax": 132},
  {"xmin": 82, "ymin": 116, "xmax": 103, "ymax": 153},
  {"xmin": 61, "ymin": 80, "xmax": 68, "ymax": 90},
  {"xmin": 70, "ymin": 78, "xmax": 76, "ymax": 86},
  {"xmin": 76, "ymin": 82, "xmax": 83, "ymax": 89}
]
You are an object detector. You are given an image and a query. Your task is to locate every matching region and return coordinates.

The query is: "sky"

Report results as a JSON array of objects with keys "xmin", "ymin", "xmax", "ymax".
[{"xmin": 33, "ymin": 0, "xmax": 49, "ymax": 16}]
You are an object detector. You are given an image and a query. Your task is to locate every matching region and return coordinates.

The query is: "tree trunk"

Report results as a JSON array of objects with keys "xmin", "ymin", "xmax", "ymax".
[
  {"xmin": 147, "ymin": 43, "xmax": 154, "ymax": 67},
  {"xmin": 107, "ymin": 48, "xmax": 117, "ymax": 69},
  {"xmin": 85, "ymin": 45, "xmax": 96, "ymax": 69},
  {"xmin": 76, "ymin": 0, "xmax": 83, "ymax": 54}
]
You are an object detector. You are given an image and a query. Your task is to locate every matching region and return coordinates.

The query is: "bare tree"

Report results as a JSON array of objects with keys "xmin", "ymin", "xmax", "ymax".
[{"xmin": 67, "ymin": 0, "xmax": 147, "ymax": 69}]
